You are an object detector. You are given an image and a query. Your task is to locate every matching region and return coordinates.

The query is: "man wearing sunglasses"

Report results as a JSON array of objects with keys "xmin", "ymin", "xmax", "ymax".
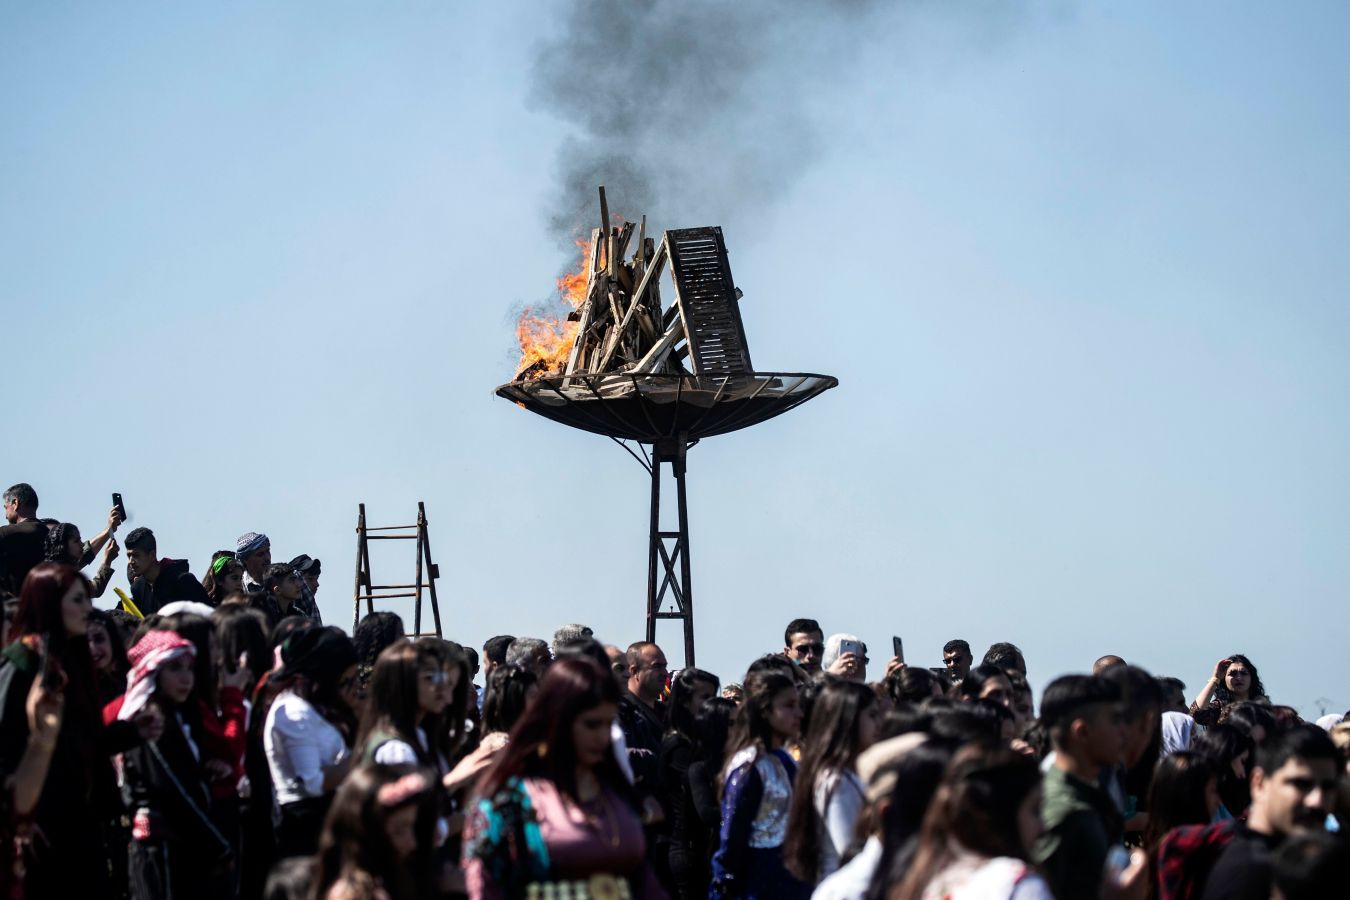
[{"xmin": 783, "ymin": 617, "xmax": 825, "ymax": 675}]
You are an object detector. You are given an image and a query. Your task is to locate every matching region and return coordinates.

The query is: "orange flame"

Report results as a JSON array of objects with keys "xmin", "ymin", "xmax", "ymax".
[{"xmin": 514, "ymin": 236, "xmax": 594, "ymax": 379}]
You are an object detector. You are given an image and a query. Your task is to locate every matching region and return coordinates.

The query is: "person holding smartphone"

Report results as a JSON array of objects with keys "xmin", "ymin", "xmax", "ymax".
[
  {"xmin": 0, "ymin": 562, "xmax": 163, "ymax": 897},
  {"xmin": 821, "ymin": 634, "xmax": 868, "ymax": 683}
]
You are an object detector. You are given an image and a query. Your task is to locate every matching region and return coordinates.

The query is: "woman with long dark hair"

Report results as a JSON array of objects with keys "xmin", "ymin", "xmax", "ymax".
[
  {"xmin": 688, "ymin": 696, "xmax": 737, "ymax": 877},
  {"xmin": 478, "ymin": 664, "xmax": 537, "ymax": 752},
  {"xmin": 88, "ymin": 606, "xmax": 130, "ymax": 702},
  {"xmin": 1143, "ymin": 751, "xmax": 1220, "ymax": 852},
  {"xmin": 202, "ymin": 553, "xmax": 245, "ymax": 607},
  {"xmin": 359, "ymin": 638, "xmax": 456, "ymax": 770},
  {"xmin": 709, "ymin": 669, "xmax": 808, "ymax": 900},
  {"xmin": 264, "ymin": 625, "xmax": 360, "ymax": 857},
  {"xmin": 1220, "ymin": 700, "xmax": 1278, "ymax": 747},
  {"xmin": 886, "ymin": 666, "xmax": 946, "ymax": 706},
  {"xmin": 0, "ymin": 562, "xmax": 159, "ymax": 897},
  {"xmin": 892, "ymin": 746, "xmax": 1052, "ymax": 900},
  {"xmin": 464, "ymin": 658, "xmax": 661, "ymax": 899},
  {"xmin": 164, "ymin": 611, "xmax": 249, "ymax": 890},
  {"xmin": 784, "ymin": 679, "xmax": 881, "ymax": 883},
  {"xmin": 212, "ymin": 603, "xmax": 269, "ymax": 696},
  {"xmin": 44, "ymin": 520, "xmax": 118, "ymax": 599},
  {"xmin": 311, "ymin": 762, "xmax": 438, "ymax": 900},
  {"xmin": 1191, "ymin": 723, "xmax": 1255, "ymax": 819},
  {"xmin": 417, "ymin": 637, "xmax": 472, "ymax": 768},
  {"xmin": 958, "ymin": 665, "xmax": 1015, "ymax": 709},
  {"xmin": 1190, "ymin": 654, "xmax": 1268, "ymax": 727},
  {"xmin": 233, "ymin": 618, "xmax": 311, "ymax": 898},
  {"xmin": 353, "ymin": 611, "xmax": 406, "ymax": 691},
  {"xmin": 658, "ymin": 666, "xmax": 720, "ymax": 900}
]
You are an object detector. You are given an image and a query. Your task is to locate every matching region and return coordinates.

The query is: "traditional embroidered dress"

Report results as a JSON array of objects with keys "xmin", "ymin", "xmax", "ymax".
[
  {"xmin": 464, "ymin": 776, "xmax": 662, "ymax": 900},
  {"xmin": 709, "ymin": 747, "xmax": 810, "ymax": 900}
]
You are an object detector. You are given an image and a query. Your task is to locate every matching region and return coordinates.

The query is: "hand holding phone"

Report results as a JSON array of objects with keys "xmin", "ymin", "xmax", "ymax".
[
  {"xmin": 112, "ymin": 493, "xmax": 127, "ymax": 527},
  {"xmin": 37, "ymin": 632, "xmax": 60, "ymax": 692},
  {"xmin": 25, "ymin": 661, "xmax": 65, "ymax": 746}
]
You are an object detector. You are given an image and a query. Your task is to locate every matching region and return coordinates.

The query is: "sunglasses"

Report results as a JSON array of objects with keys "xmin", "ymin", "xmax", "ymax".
[{"xmin": 792, "ymin": 642, "xmax": 825, "ymax": 656}]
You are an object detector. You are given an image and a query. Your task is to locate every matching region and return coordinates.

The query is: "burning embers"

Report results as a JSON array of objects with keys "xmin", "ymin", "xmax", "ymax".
[{"xmin": 513, "ymin": 187, "xmax": 752, "ymax": 384}]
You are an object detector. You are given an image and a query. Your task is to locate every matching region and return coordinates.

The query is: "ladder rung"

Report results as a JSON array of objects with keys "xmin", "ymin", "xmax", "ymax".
[
  {"xmin": 370, "ymin": 584, "xmax": 421, "ymax": 590},
  {"xmin": 368, "ymin": 535, "xmax": 417, "ymax": 541},
  {"xmin": 358, "ymin": 592, "xmax": 418, "ymax": 600},
  {"xmin": 365, "ymin": 524, "xmax": 418, "ymax": 532}
]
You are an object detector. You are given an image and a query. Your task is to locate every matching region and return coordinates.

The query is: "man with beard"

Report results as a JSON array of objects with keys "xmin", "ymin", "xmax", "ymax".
[{"xmin": 1200, "ymin": 725, "xmax": 1341, "ymax": 900}]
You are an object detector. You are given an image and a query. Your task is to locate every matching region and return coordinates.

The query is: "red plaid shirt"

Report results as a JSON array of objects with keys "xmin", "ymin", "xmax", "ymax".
[{"xmin": 1155, "ymin": 819, "xmax": 1236, "ymax": 900}]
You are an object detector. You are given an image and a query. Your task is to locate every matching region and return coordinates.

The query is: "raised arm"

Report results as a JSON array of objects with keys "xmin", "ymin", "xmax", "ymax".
[{"xmin": 1190, "ymin": 658, "xmax": 1230, "ymax": 713}]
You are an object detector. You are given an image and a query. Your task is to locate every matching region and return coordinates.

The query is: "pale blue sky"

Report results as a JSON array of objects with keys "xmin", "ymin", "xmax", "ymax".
[{"xmin": 3, "ymin": 2, "xmax": 1347, "ymax": 715}]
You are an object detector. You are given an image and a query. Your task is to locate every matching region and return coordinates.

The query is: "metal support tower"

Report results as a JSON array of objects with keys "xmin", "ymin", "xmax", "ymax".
[{"xmin": 646, "ymin": 434, "xmax": 696, "ymax": 666}]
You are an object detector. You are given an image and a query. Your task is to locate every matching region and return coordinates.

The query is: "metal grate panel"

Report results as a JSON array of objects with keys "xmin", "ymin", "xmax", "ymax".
[{"xmin": 665, "ymin": 227, "xmax": 754, "ymax": 374}]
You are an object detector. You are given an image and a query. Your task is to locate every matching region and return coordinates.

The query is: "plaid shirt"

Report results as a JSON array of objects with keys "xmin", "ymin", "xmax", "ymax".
[{"xmin": 1155, "ymin": 819, "xmax": 1236, "ymax": 900}]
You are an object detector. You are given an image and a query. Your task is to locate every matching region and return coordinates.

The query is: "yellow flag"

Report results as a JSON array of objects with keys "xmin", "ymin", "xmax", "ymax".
[{"xmin": 113, "ymin": 587, "xmax": 144, "ymax": 619}]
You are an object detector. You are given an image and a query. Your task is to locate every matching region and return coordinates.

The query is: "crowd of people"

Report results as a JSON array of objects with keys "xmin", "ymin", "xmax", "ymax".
[{"xmin": 1, "ymin": 481, "xmax": 1347, "ymax": 900}]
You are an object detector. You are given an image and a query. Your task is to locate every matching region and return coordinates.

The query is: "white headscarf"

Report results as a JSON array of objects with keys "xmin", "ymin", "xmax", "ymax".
[
  {"xmin": 157, "ymin": 601, "xmax": 215, "ymax": 619},
  {"xmin": 1160, "ymin": 711, "xmax": 1195, "ymax": 757},
  {"xmin": 1315, "ymin": 713, "xmax": 1344, "ymax": 732}
]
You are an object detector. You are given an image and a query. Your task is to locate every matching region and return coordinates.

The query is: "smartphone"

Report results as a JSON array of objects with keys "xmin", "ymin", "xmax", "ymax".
[
  {"xmin": 839, "ymin": 638, "xmax": 863, "ymax": 658},
  {"xmin": 1104, "ymin": 845, "xmax": 1131, "ymax": 882},
  {"xmin": 891, "ymin": 636, "xmax": 905, "ymax": 664},
  {"xmin": 112, "ymin": 492, "xmax": 126, "ymax": 521},
  {"xmin": 38, "ymin": 632, "xmax": 59, "ymax": 692}
]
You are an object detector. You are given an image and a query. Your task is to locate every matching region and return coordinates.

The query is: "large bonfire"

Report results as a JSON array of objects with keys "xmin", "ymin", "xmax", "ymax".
[
  {"xmin": 511, "ymin": 187, "xmax": 691, "ymax": 383},
  {"xmin": 514, "ymin": 236, "xmax": 592, "ymax": 378}
]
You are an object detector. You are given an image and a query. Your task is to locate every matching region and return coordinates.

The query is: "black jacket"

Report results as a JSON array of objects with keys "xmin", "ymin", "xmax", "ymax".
[
  {"xmin": 121, "ymin": 704, "xmax": 232, "ymax": 862},
  {"xmin": 0, "ymin": 639, "xmax": 136, "ymax": 897},
  {"xmin": 130, "ymin": 558, "xmax": 210, "ymax": 615},
  {"xmin": 0, "ymin": 520, "xmax": 46, "ymax": 595},
  {"xmin": 618, "ymin": 693, "xmax": 665, "ymax": 792}
]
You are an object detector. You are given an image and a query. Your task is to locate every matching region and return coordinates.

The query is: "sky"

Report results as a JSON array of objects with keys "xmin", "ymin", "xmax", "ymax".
[{"xmin": 3, "ymin": 2, "xmax": 1347, "ymax": 716}]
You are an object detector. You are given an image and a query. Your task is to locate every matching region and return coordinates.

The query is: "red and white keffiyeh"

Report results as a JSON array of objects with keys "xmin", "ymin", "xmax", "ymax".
[{"xmin": 119, "ymin": 630, "xmax": 196, "ymax": 722}]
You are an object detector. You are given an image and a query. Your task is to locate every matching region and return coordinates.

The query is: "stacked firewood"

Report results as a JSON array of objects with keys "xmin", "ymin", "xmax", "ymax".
[{"xmin": 516, "ymin": 187, "xmax": 689, "ymax": 383}]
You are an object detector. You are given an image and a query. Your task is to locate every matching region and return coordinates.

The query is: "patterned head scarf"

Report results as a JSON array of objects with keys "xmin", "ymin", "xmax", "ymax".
[
  {"xmin": 119, "ymin": 630, "xmax": 196, "ymax": 722},
  {"xmin": 235, "ymin": 532, "xmax": 270, "ymax": 559}
]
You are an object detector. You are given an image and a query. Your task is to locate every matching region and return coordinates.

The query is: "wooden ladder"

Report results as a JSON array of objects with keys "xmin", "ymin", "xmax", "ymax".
[{"xmin": 352, "ymin": 501, "xmax": 443, "ymax": 638}]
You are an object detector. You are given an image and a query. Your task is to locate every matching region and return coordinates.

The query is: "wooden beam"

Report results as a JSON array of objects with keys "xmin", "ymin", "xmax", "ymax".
[
  {"xmin": 594, "ymin": 242, "xmax": 668, "ymax": 372},
  {"xmin": 562, "ymin": 230, "xmax": 603, "ymax": 383},
  {"xmin": 631, "ymin": 315, "xmax": 684, "ymax": 374}
]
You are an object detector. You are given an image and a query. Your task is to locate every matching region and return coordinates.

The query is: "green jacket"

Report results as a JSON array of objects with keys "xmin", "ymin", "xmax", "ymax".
[{"xmin": 1033, "ymin": 765, "xmax": 1124, "ymax": 900}]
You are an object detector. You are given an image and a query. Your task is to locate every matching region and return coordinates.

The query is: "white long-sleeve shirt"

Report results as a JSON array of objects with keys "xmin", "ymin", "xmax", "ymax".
[
  {"xmin": 264, "ymin": 690, "xmax": 349, "ymax": 805},
  {"xmin": 815, "ymin": 768, "xmax": 866, "ymax": 879}
]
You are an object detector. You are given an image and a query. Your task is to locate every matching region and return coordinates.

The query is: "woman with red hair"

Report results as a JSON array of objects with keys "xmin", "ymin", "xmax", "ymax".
[{"xmin": 0, "ymin": 562, "xmax": 161, "ymax": 898}]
